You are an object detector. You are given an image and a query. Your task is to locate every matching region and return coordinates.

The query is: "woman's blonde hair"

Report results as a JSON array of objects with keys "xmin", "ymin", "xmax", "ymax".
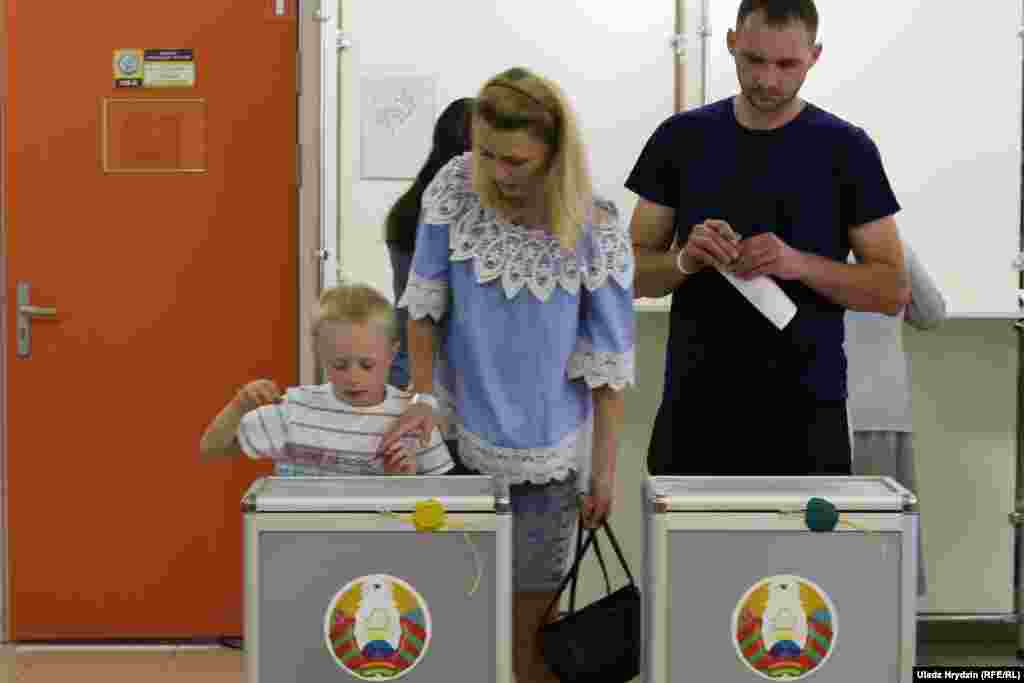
[
  {"xmin": 310, "ymin": 283, "xmax": 399, "ymax": 344},
  {"xmin": 471, "ymin": 67, "xmax": 592, "ymax": 250}
]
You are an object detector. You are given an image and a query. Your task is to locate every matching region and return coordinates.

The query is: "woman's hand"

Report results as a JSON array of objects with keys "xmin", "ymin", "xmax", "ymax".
[
  {"xmin": 377, "ymin": 403, "xmax": 436, "ymax": 460},
  {"xmin": 580, "ymin": 470, "xmax": 615, "ymax": 529}
]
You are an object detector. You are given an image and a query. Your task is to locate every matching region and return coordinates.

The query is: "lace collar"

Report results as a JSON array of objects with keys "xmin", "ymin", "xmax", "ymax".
[{"xmin": 422, "ymin": 155, "xmax": 633, "ymax": 302}]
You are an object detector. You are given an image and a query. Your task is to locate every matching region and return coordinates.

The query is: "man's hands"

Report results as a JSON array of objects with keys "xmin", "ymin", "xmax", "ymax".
[
  {"xmin": 677, "ymin": 219, "xmax": 741, "ymax": 273},
  {"xmin": 730, "ymin": 232, "xmax": 807, "ymax": 281},
  {"xmin": 680, "ymin": 219, "xmax": 806, "ymax": 281}
]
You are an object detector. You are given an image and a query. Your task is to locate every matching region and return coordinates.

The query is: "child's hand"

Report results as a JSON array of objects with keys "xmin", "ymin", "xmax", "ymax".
[
  {"xmin": 380, "ymin": 435, "xmax": 418, "ymax": 475},
  {"xmin": 233, "ymin": 379, "xmax": 282, "ymax": 412}
]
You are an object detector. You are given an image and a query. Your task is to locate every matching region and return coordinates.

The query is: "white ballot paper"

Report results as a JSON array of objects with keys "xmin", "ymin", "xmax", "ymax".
[{"xmin": 718, "ymin": 269, "xmax": 797, "ymax": 330}]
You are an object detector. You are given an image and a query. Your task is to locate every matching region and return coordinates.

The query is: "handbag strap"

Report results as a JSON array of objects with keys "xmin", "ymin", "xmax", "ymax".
[
  {"xmin": 568, "ymin": 516, "xmax": 583, "ymax": 613},
  {"xmin": 588, "ymin": 526, "xmax": 613, "ymax": 595},
  {"xmin": 544, "ymin": 519, "xmax": 614, "ymax": 621},
  {"xmin": 598, "ymin": 520, "xmax": 636, "ymax": 586},
  {"xmin": 575, "ymin": 521, "xmax": 613, "ymax": 607}
]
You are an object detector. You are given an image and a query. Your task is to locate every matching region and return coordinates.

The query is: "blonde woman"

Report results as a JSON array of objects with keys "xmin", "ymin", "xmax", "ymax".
[{"xmin": 379, "ymin": 67, "xmax": 635, "ymax": 682}]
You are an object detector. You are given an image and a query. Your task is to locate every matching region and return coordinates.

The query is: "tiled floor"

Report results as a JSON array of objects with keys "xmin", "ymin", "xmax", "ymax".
[{"xmin": 0, "ymin": 639, "xmax": 1021, "ymax": 681}]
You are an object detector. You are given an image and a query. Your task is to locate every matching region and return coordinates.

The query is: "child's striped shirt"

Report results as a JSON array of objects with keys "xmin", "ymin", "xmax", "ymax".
[{"xmin": 237, "ymin": 384, "xmax": 452, "ymax": 476}]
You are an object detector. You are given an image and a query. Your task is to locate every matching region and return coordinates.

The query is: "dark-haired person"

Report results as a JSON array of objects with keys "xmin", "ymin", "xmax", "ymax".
[
  {"xmin": 628, "ymin": 0, "xmax": 909, "ymax": 477},
  {"xmin": 384, "ymin": 97, "xmax": 474, "ymax": 390}
]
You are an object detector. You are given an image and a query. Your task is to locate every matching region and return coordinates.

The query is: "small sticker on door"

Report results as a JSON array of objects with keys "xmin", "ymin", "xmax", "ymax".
[
  {"xmin": 112, "ymin": 49, "xmax": 195, "ymax": 88},
  {"xmin": 142, "ymin": 49, "xmax": 195, "ymax": 88},
  {"xmin": 113, "ymin": 49, "xmax": 144, "ymax": 88},
  {"xmin": 732, "ymin": 574, "xmax": 837, "ymax": 679},
  {"xmin": 324, "ymin": 574, "xmax": 431, "ymax": 679}
]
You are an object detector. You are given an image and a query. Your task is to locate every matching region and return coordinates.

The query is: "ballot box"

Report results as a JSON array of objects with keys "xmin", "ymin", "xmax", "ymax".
[
  {"xmin": 642, "ymin": 476, "xmax": 918, "ymax": 682},
  {"xmin": 242, "ymin": 475, "xmax": 512, "ymax": 683}
]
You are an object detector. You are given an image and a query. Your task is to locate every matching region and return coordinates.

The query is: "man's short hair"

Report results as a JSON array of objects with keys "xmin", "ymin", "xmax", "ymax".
[{"xmin": 737, "ymin": 0, "xmax": 819, "ymax": 41}]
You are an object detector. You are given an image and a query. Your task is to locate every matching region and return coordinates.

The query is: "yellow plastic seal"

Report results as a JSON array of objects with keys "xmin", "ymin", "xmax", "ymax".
[{"xmin": 413, "ymin": 498, "xmax": 446, "ymax": 532}]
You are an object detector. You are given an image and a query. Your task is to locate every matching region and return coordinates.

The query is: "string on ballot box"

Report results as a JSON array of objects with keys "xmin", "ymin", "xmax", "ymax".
[
  {"xmin": 776, "ymin": 497, "xmax": 878, "ymax": 534},
  {"xmin": 378, "ymin": 499, "xmax": 484, "ymax": 598}
]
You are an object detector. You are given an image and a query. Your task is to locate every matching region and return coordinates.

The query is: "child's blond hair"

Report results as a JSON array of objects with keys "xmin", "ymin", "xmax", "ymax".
[{"xmin": 310, "ymin": 283, "xmax": 399, "ymax": 343}]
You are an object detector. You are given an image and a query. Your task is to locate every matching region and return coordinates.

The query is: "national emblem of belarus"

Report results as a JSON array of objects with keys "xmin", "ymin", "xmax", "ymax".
[
  {"xmin": 732, "ymin": 574, "xmax": 837, "ymax": 679},
  {"xmin": 324, "ymin": 574, "xmax": 431, "ymax": 679}
]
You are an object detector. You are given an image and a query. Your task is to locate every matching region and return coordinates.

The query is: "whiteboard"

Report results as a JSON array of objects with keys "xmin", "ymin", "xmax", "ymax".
[
  {"xmin": 705, "ymin": 0, "xmax": 1022, "ymax": 318},
  {"xmin": 338, "ymin": 1, "xmax": 677, "ymax": 301}
]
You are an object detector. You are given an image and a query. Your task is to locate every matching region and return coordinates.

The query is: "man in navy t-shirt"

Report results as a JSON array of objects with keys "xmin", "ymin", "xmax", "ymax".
[{"xmin": 627, "ymin": 0, "xmax": 910, "ymax": 476}]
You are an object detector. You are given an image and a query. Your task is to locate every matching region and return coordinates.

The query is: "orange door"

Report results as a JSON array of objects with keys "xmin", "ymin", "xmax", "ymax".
[{"xmin": 5, "ymin": 0, "xmax": 296, "ymax": 638}]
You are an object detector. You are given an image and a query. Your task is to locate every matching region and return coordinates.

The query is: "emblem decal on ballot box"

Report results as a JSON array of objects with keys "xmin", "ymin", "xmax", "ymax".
[
  {"xmin": 732, "ymin": 574, "xmax": 837, "ymax": 680},
  {"xmin": 324, "ymin": 574, "xmax": 432, "ymax": 679}
]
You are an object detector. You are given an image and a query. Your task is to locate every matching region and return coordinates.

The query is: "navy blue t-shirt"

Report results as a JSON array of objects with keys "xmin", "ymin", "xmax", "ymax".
[{"xmin": 626, "ymin": 97, "xmax": 900, "ymax": 400}]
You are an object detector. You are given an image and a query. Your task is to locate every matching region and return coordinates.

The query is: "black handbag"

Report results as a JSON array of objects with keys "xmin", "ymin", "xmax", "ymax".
[{"xmin": 537, "ymin": 518, "xmax": 642, "ymax": 682}]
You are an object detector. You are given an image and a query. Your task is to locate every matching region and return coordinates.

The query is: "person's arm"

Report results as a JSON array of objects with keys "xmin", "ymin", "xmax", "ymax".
[
  {"xmin": 199, "ymin": 399, "xmax": 246, "ymax": 459},
  {"xmin": 811, "ymin": 215, "xmax": 910, "ymax": 315},
  {"xmin": 630, "ymin": 198, "xmax": 683, "ymax": 299},
  {"xmin": 378, "ymin": 159, "xmax": 458, "ymax": 455},
  {"xmin": 575, "ymin": 203, "xmax": 635, "ymax": 528},
  {"xmin": 902, "ymin": 242, "xmax": 947, "ymax": 330},
  {"xmin": 630, "ymin": 199, "xmax": 740, "ymax": 298},
  {"xmin": 407, "ymin": 317, "xmax": 436, "ymax": 396},
  {"xmin": 199, "ymin": 379, "xmax": 281, "ymax": 460},
  {"xmin": 584, "ymin": 386, "xmax": 624, "ymax": 527},
  {"xmin": 732, "ymin": 214, "xmax": 910, "ymax": 315}
]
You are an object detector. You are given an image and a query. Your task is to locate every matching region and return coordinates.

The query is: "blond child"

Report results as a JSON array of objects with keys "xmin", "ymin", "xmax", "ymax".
[{"xmin": 200, "ymin": 283, "xmax": 453, "ymax": 476}]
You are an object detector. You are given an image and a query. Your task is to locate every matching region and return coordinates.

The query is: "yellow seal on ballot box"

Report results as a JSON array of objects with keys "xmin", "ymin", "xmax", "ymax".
[{"xmin": 412, "ymin": 499, "xmax": 445, "ymax": 531}]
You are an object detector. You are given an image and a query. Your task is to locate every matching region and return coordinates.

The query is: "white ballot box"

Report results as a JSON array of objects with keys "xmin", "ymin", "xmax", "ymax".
[
  {"xmin": 642, "ymin": 476, "xmax": 918, "ymax": 682},
  {"xmin": 242, "ymin": 475, "xmax": 512, "ymax": 682}
]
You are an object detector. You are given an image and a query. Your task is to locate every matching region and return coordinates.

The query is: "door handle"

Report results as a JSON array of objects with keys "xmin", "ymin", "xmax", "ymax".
[
  {"xmin": 16, "ymin": 282, "xmax": 57, "ymax": 358},
  {"xmin": 19, "ymin": 305, "xmax": 57, "ymax": 319}
]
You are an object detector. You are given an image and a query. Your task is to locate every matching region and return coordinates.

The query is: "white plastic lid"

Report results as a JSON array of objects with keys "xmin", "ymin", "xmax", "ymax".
[
  {"xmin": 647, "ymin": 476, "xmax": 916, "ymax": 511},
  {"xmin": 242, "ymin": 475, "xmax": 500, "ymax": 512}
]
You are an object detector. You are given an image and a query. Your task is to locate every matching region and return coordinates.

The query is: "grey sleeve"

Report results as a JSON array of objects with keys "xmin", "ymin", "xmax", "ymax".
[{"xmin": 902, "ymin": 242, "xmax": 947, "ymax": 330}]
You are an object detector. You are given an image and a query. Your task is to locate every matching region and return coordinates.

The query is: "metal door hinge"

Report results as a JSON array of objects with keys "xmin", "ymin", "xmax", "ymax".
[
  {"xmin": 1009, "ymin": 511, "xmax": 1024, "ymax": 525},
  {"xmin": 669, "ymin": 34, "xmax": 687, "ymax": 57},
  {"xmin": 337, "ymin": 32, "xmax": 352, "ymax": 51},
  {"xmin": 313, "ymin": 8, "xmax": 330, "ymax": 23}
]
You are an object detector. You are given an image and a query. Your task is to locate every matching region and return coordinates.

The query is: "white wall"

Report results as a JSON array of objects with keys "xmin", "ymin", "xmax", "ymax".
[
  {"xmin": 337, "ymin": 1, "xmax": 676, "ymax": 300},
  {"xmin": 906, "ymin": 320, "xmax": 1017, "ymax": 614}
]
